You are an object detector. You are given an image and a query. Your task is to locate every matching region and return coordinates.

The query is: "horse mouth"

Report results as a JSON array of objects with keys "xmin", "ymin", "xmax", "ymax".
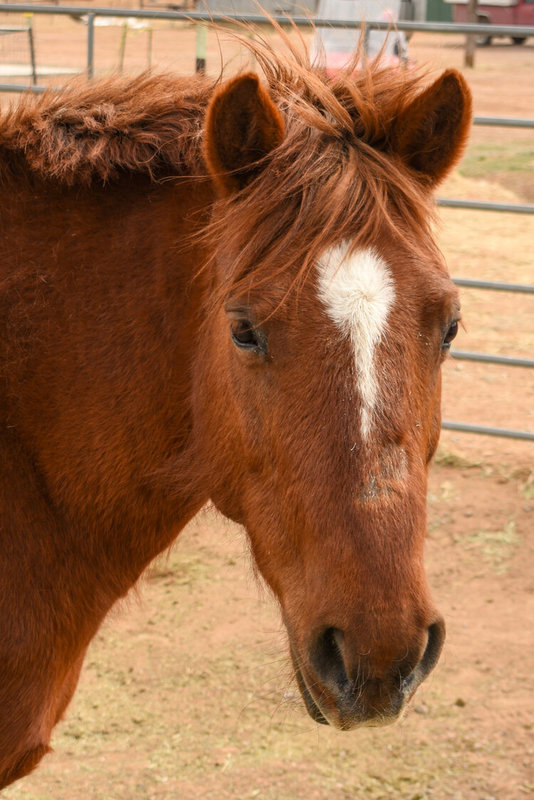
[
  {"xmin": 292, "ymin": 660, "xmax": 405, "ymax": 730},
  {"xmin": 289, "ymin": 620, "xmax": 445, "ymax": 729},
  {"xmin": 290, "ymin": 644, "xmax": 412, "ymax": 730},
  {"xmin": 293, "ymin": 662, "xmax": 330, "ymax": 726}
]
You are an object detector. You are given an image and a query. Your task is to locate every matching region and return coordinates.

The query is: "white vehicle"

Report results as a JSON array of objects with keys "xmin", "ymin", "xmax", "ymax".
[{"xmin": 313, "ymin": 0, "xmax": 408, "ymax": 72}]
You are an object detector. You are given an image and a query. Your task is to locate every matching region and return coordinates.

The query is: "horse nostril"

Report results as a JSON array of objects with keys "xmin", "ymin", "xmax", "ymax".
[
  {"xmin": 420, "ymin": 619, "xmax": 446, "ymax": 674},
  {"xmin": 404, "ymin": 619, "xmax": 446, "ymax": 692},
  {"xmin": 309, "ymin": 627, "xmax": 348, "ymax": 690}
]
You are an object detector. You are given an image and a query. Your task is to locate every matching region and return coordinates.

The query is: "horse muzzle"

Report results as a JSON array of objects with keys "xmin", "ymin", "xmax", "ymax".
[{"xmin": 290, "ymin": 619, "xmax": 445, "ymax": 729}]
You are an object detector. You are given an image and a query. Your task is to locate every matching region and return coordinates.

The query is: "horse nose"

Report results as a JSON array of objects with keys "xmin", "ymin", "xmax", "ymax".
[
  {"xmin": 401, "ymin": 619, "xmax": 446, "ymax": 695},
  {"xmin": 308, "ymin": 619, "xmax": 445, "ymax": 724}
]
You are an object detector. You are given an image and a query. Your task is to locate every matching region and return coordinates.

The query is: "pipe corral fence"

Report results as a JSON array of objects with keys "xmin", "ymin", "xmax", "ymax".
[{"xmin": 0, "ymin": 4, "xmax": 532, "ymax": 443}]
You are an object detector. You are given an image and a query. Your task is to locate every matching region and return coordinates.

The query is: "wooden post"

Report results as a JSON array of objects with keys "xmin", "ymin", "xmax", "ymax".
[
  {"xmin": 465, "ymin": 0, "xmax": 478, "ymax": 68},
  {"xmin": 195, "ymin": 23, "xmax": 207, "ymax": 75},
  {"xmin": 147, "ymin": 27, "xmax": 153, "ymax": 70},
  {"xmin": 118, "ymin": 23, "xmax": 128, "ymax": 73},
  {"xmin": 23, "ymin": 14, "xmax": 37, "ymax": 86}
]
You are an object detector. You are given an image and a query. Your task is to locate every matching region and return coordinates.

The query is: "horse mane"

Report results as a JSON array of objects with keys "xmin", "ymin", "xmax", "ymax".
[
  {"xmin": 0, "ymin": 26, "xmax": 442, "ymax": 289},
  {"xmin": 204, "ymin": 29, "xmax": 443, "ymax": 302},
  {"xmin": 0, "ymin": 71, "xmax": 216, "ymax": 185}
]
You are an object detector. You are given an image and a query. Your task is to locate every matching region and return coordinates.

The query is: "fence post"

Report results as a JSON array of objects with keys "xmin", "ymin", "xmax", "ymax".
[
  {"xmin": 147, "ymin": 27, "xmax": 153, "ymax": 69},
  {"xmin": 464, "ymin": 0, "xmax": 477, "ymax": 67},
  {"xmin": 195, "ymin": 23, "xmax": 206, "ymax": 74},
  {"xmin": 118, "ymin": 22, "xmax": 127, "ymax": 72},
  {"xmin": 24, "ymin": 13, "xmax": 37, "ymax": 85},
  {"xmin": 87, "ymin": 12, "xmax": 95, "ymax": 79}
]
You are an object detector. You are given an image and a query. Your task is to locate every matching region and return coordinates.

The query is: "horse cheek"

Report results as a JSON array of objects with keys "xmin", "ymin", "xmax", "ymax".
[
  {"xmin": 193, "ymin": 332, "xmax": 249, "ymax": 524},
  {"xmin": 425, "ymin": 371, "xmax": 443, "ymax": 465}
]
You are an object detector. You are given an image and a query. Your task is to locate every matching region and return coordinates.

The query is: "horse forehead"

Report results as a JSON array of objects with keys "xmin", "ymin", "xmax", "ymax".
[
  {"xmin": 316, "ymin": 244, "xmax": 396, "ymax": 334},
  {"xmin": 316, "ymin": 244, "xmax": 397, "ymax": 439}
]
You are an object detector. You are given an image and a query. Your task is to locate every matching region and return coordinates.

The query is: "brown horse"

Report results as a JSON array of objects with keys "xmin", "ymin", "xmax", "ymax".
[{"xmin": 0, "ymin": 35, "xmax": 471, "ymax": 788}]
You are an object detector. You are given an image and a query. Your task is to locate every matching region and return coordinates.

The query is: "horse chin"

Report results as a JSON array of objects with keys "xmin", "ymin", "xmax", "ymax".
[
  {"xmin": 295, "ymin": 667, "xmax": 405, "ymax": 730},
  {"xmin": 292, "ymin": 656, "xmax": 406, "ymax": 731}
]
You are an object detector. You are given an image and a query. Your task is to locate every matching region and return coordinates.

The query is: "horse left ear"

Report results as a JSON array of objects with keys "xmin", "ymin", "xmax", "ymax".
[
  {"xmin": 392, "ymin": 69, "xmax": 472, "ymax": 187},
  {"xmin": 204, "ymin": 73, "xmax": 285, "ymax": 195}
]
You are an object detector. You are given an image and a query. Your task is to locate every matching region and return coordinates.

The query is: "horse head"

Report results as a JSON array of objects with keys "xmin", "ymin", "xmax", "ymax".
[{"xmin": 197, "ymin": 65, "xmax": 471, "ymax": 728}]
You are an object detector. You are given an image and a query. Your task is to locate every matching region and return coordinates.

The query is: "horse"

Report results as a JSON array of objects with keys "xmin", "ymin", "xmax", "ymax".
[{"xmin": 0, "ymin": 31, "xmax": 471, "ymax": 788}]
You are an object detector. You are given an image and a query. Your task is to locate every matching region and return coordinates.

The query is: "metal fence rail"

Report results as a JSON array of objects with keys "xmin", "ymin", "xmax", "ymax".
[
  {"xmin": 452, "ymin": 279, "xmax": 534, "ymax": 294},
  {"xmin": 474, "ymin": 116, "xmax": 534, "ymax": 129},
  {"xmin": 0, "ymin": 21, "xmax": 37, "ymax": 85},
  {"xmin": 438, "ymin": 198, "xmax": 534, "ymax": 214},
  {"xmin": 441, "ymin": 104, "xmax": 534, "ymax": 443},
  {"xmin": 438, "ymin": 116, "xmax": 534, "ymax": 216},
  {"xmin": 0, "ymin": 4, "xmax": 533, "ymax": 33},
  {"xmin": 451, "ymin": 351, "xmax": 534, "ymax": 369},
  {"xmin": 445, "ymin": 280, "xmax": 533, "ymax": 442},
  {"xmin": 0, "ymin": 4, "xmax": 533, "ymax": 84},
  {"xmin": 442, "ymin": 422, "xmax": 534, "ymax": 442}
]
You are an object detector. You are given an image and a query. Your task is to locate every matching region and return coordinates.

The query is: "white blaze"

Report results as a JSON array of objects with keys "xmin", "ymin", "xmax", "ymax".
[{"xmin": 317, "ymin": 244, "xmax": 396, "ymax": 439}]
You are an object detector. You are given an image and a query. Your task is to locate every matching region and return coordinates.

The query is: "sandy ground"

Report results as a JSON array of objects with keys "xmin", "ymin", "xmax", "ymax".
[
  {"xmin": 0, "ymin": 21, "xmax": 532, "ymax": 800},
  {"xmin": 3, "ymin": 463, "xmax": 533, "ymax": 800}
]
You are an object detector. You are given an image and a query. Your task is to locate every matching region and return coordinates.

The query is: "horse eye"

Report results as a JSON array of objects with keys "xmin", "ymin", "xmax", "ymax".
[
  {"xmin": 230, "ymin": 319, "xmax": 259, "ymax": 349},
  {"xmin": 442, "ymin": 320, "xmax": 459, "ymax": 350}
]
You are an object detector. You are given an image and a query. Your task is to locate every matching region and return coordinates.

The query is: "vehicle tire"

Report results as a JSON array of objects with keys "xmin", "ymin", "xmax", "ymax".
[
  {"xmin": 476, "ymin": 16, "xmax": 492, "ymax": 46},
  {"xmin": 511, "ymin": 37, "xmax": 527, "ymax": 44}
]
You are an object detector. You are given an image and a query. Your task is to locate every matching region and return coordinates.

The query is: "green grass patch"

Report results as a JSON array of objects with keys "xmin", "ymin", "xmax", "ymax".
[
  {"xmin": 460, "ymin": 143, "xmax": 534, "ymax": 178},
  {"xmin": 455, "ymin": 519, "xmax": 519, "ymax": 572},
  {"xmin": 434, "ymin": 446, "xmax": 482, "ymax": 470}
]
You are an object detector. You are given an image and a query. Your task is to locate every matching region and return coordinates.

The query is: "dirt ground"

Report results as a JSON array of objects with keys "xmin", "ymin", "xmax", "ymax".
[{"xmin": 0, "ymin": 21, "xmax": 533, "ymax": 800}]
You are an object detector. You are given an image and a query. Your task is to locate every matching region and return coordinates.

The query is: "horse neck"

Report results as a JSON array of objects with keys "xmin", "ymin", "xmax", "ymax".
[
  {"xmin": 77, "ymin": 174, "xmax": 218, "ymax": 586},
  {"xmin": 1, "ymin": 169, "xmax": 217, "ymax": 622}
]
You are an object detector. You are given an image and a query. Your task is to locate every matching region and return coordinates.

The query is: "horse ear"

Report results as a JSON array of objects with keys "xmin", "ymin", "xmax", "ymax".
[
  {"xmin": 204, "ymin": 73, "xmax": 285, "ymax": 195},
  {"xmin": 392, "ymin": 69, "xmax": 472, "ymax": 187}
]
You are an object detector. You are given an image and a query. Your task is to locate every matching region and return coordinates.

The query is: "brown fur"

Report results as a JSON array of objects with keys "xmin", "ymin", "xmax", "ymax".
[
  {"xmin": 0, "ymin": 33, "xmax": 471, "ymax": 789},
  {"xmin": 0, "ymin": 72, "xmax": 213, "ymax": 185}
]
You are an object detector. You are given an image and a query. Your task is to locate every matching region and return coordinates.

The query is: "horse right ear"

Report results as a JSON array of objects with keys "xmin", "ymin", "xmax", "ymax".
[
  {"xmin": 392, "ymin": 69, "xmax": 472, "ymax": 187},
  {"xmin": 204, "ymin": 73, "xmax": 285, "ymax": 195}
]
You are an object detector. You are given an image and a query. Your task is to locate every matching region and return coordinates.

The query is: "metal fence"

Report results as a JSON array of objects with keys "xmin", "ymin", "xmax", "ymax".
[
  {"xmin": 0, "ymin": 4, "xmax": 533, "ymax": 89},
  {"xmin": 0, "ymin": 4, "xmax": 531, "ymax": 442},
  {"xmin": 446, "ymin": 279, "xmax": 534, "ymax": 442},
  {"xmin": 0, "ymin": 21, "xmax": 37, "ymax": 84},
  {"xmin": 437, "ymin": 107, "xmax": 533, "ymax": 443}
]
